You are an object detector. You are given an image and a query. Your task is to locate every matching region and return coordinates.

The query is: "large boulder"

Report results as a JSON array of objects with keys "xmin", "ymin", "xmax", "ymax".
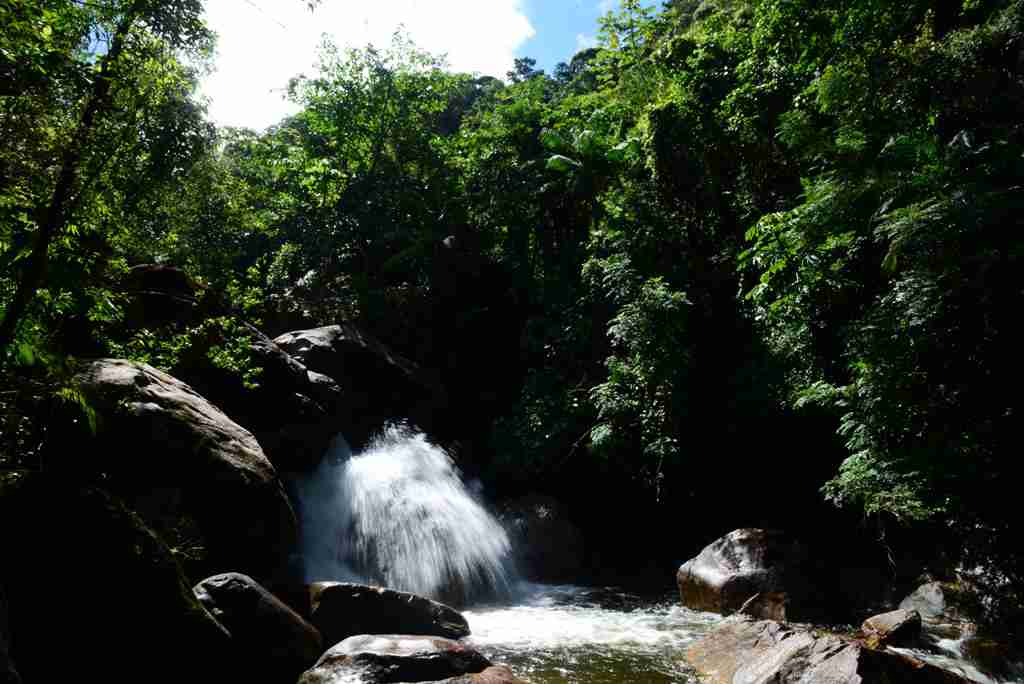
[
  {"xmin": 174, "ymin": 324, "xmax": 345, "ymax": 475},
  {"xmin": 309, "ymin": 582, "xmax": 470, "ymax": 648},
  {"xmin": 120, "ymin": 263, "xmax": 204, "ymax": 330},
  {"xmin": 686, "ymin": 617, "xmax": 977, "ymax": 684},
  {"xmin": 274, "ymin": 324, "xmax": 449, "ymax": 448},
  {"xmin": 193, "ymin": 573, "xmax": 323, "ymax": 681},
  {"xmin": 68, "ymin": 359, "xmax": 297, "ymax": 580},
  {"xmin": 498, "ymin": 493, "xmax": 585, "ymax": 582},
  {"xmin": 298, "ymin": 634, "xmax": 491, "ymax": 684},
  {"xmin": 676, "ymin": 528, "xmax": 830, "ymax": 622},
  {"xmin": 0, "ymin": 472, "xmax": 232, "ymax": 683}
]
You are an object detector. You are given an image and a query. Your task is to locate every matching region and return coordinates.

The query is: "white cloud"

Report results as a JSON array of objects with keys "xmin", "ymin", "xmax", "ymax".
[
  {"xmin": 575, "ymin": 33, "xmax": 597, "ymax": 51},
  {"xmin": 199, "ymin": 0, "xmax": 535, "ymax": 130},
  {"xmin": 597, "ymin": 0, "xmax": 617, "ymax": 15}
]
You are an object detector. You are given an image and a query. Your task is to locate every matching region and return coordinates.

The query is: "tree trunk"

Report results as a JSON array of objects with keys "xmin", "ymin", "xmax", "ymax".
[{"xmin": 0, "ymin": 13, "xmax": 136, "ymax": 359}]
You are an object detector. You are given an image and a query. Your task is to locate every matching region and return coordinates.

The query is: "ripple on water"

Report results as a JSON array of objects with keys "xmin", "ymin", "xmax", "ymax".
[{"xmin": 462, "ymin": 584, "xmax": 722, "ymax": 683}]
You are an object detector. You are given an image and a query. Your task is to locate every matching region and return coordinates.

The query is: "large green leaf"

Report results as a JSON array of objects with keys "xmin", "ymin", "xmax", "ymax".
[{"xmin": 546, "ymin": 154, "xmax": 581, "ymax": 173}]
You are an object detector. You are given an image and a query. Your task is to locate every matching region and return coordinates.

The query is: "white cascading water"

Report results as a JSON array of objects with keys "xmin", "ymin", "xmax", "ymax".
[{"xmin": 294, "ymin": 425, "xmax": 515, "ymax": 604}]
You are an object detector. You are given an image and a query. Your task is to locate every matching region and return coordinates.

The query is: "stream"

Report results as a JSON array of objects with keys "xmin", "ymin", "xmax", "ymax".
[
  {"xmin": 463, "ymin": 583, "xmax": 721, "ymax": 683},
  {"xmin": 462, "ymin": 584, "xmax": 1024, "ymax": 683},
  {"xmin": 296, "ymin": 428, "xmax": 1022, "ymax": 683}
]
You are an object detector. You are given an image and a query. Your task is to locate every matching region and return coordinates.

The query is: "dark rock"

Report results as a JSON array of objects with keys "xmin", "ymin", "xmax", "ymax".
[
  {"xmin": 194, "ymin": 572, "xmax": 323, "ymax": 680},
  {"xmin": 686, "ymin": 617, "xmax": 978, "ymax": 684},
  {"xmin": 676, "ymin": 528, "xmax": 830, "ymax": 622},
  {"xmin": 120, "ymin": 263, "xmax": 203, "ymax": 330},
  {"xmin": 0, "ymin": 471, "xmax": 232, "ymax": 683},
  {"xmin": 0, "ymin": 586, "xmax": 20, "ymax": 684},
  {"xmin": 274, "ymin": 324, "xmax": 449, "ymax": 448},
  {"xmin": 309, "ymin": 582, "xmax": 470, "ymax": 648},
  {"xmin": 298, "ymin": 634, "xmax": 491, "ymax": 684},
  {"xmin": 71, "ymin": 359, "xmax": 297, "ymax": 580},
  {"xmin": 863, "ymin": 608, "xmax": 922, "ymax": 648},
  {"xmin": 498, "ymin": 493, "xmax": 585, "ymax": 582},
  {"xmin": 175, "ymin": 323, "xmax": 346, "ymax": 474}
]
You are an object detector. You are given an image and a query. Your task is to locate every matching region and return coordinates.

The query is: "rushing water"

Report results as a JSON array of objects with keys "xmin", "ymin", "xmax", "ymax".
[
  {"xmin": 294, "ymin": 427, "xmax": 1021, "ymax": 682},
  {"xmin": 464, "ymin": 584, "xmax": 722, "ymax": 683},
  {"xmin": 893, "ymin": 634, "xmax": 1024, "ymax": 684},
  {"xmin": 294, "ymin": 426, "xmax": 516, "ymax": 603}
]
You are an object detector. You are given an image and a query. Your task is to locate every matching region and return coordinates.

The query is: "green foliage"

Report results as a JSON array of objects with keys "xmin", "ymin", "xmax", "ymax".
[
  {"xmin": 0, "ymin": 0, "xmax": 215, "ymax": 367},
  {"xmin": 589, "ymin": 277, "xmax": 690, "ymax": 496},
  {"xmin": 5, "ymin": 0, "xmax": 1024, "ymax": 620},
  {"xmin": 108, "ymin": 316, "xmax": 263, "ymax": 389}
]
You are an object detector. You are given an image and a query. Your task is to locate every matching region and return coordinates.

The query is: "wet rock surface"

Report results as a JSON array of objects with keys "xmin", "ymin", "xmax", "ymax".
[
  {"xmin": 863, "ymin": 608, "xmax": 923, "ymax": 648},
  {"xmin": 426, "ymin": 664, "xmax": 529, "ymax": 683},
  {"xmin": 298, "ymin": 634, "xmax": 491, "ymax": 684},
  {"xmin": 309, "ymin": 582, "xmax": 470, "ymax": 648},
  {"xmin": 194, "ymin": 572, "xmax": 323, "ymax": 680},
  {"xmin": 686, "ymin": 617, "xmax": 978, "ymax": 684}
]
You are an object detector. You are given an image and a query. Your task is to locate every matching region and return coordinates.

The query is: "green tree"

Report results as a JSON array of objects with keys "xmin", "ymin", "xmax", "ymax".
[{"xmin": 0, "ymin": 0, "xmax": 213, "ymax": 363}]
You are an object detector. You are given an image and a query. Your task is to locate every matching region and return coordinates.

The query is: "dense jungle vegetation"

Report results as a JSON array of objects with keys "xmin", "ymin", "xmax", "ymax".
[{"xmin": 3, "ymin": 0, "xmax": 1023, "ymax": 631}]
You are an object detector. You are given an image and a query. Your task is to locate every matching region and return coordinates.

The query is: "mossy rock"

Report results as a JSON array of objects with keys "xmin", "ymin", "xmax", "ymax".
[{"xmin": 0, "ymin": 472, "xmax": 232, "ymax": 683}]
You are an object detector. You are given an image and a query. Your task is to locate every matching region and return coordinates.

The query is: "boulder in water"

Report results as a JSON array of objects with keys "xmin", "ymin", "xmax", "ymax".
[
  {"xmin": 498, "ymin": 493, "xmax": 585, "ymax": 583},
  {"xmin": 309, "ymin": 582, "xmax": 469, "ymax": 648},
  {"xmin": 69, "ymin": 359, "xmax": 297, "ymax": 580},
  {"xmin": 676, "ymin": 528, "xmax": 830, "ymax": 622},
  {"xmin": 193, "ymin": 573, "xmax": 323, "ymax": 680},
  {"xmin": 862, "ymin": 608, "xmax": 922, "ymax": 648},
  {"xmin": 298, "ymin": 634, "xmax": 491, "ymax": 683},
  {"xmin": 686, "ymin": 617, "xmax": 977, "ymax": 684}
]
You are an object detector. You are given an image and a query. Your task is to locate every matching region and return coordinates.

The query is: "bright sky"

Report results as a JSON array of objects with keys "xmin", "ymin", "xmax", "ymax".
[{"xmin": 199, "ymin": 0, "xmax": 625, "ymax": 130}]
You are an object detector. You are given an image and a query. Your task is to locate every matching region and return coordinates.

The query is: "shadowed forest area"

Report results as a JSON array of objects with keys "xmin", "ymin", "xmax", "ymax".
[{"xmin": 3, "ymin": 0, "xmax": 1024, "ymax": 676}]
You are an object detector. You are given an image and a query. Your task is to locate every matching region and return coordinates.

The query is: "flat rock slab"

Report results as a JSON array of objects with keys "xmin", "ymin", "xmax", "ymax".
[
  {"xmin": 309, "ymin": 583, "xmax": 469, "ymax": 648},
  {"xmin": 863, "ymin": 608, "xmax": 922, "ymax": 647},
  {"xmin": 298, "ymin": 634, "xmax": 491, "ymax": 683},
  {"xmin": 424, "ymin": 665, "xmax": 528, "ymax": 683},
  {"xmin": 687, "ymin": 617, "xmax": 979, "ymax": 684}
]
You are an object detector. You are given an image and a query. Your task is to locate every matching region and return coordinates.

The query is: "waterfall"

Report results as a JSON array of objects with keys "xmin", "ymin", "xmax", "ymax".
[{"xmin": 294, "ymin": 425, "xmax": 516, "ymax": 605}]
